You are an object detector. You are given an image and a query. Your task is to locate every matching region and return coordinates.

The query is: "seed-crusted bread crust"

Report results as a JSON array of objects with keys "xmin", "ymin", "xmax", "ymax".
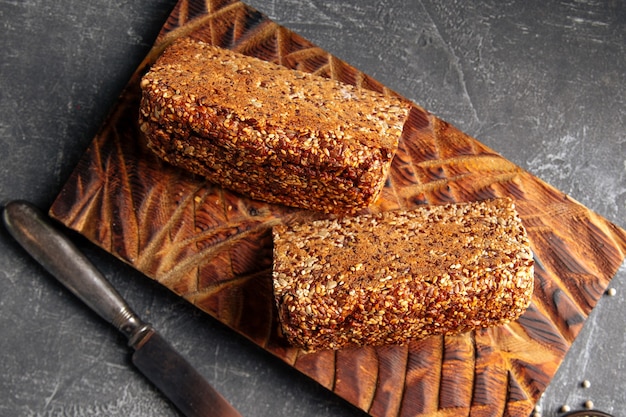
[
  {"xmin": 272, "ymin": 198, "xmax": 534, "ymax": 351},
  {"xmin": 139, "ymin": 37, "xmax": 410, "ymax": 213}
]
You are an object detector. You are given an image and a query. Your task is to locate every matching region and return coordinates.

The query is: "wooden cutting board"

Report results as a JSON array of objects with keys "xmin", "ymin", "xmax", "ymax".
[{"xmin": 49, "ymin": 1, "xmax": 626, "ymax": 416}]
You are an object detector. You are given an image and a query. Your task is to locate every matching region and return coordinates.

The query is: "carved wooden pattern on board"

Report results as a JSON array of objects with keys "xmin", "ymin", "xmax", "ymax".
[{"xmin": 50, "ymin": 1, "xmax": 626, "ymax": 416}]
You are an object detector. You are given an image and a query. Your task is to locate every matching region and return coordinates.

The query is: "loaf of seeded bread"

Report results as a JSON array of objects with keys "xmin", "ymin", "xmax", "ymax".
[
  {"xmin": 272, "ymin": 198, "xmax": 534, "ymax": 351},
  {"xmin": 139, "ymin": 37, "xmax": 411, "ymax": 214}
]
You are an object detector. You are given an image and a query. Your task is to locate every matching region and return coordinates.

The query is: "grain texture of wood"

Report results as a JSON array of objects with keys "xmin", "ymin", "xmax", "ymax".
[{"xmin": 49, "ymin": 1, "xmax": 626, "ymax": 416}]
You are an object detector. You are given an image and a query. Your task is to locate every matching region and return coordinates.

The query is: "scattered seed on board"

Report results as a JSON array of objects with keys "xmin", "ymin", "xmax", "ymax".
[
  {"xmin": 607, "ymin": 287, "xmax": 617, "ymax": 296},
  {"xmin": 560, "ymin": 404, "xmax": 571, "ymax": 413},
  {"xmin": 584, "ymin": 400, "xmax": 594, "ymax": 409},
  {"xmin": 532, "ymin": 403, "xmax": 542, "ymax": 417},
  {"xmin": 581, "ymin": 379, "xmax": 591, "ymax": 388}
]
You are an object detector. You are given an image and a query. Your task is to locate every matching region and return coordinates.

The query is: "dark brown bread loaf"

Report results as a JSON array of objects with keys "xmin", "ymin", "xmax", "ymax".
[
  {"xmin": 139, "ymin": 37, "xmax": 410, "ymax": 214},
  {"xmin": 272, "ymin": 198, "xmax": 534, "ymax": 351}
]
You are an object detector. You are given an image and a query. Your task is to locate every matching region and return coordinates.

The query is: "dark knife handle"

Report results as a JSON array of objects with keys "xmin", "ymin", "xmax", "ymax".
[
  {"xmin": 2, "ymin": 200, "xmax": 150, "ymax": 346},
  {"xmin": 4, "ymin": 200, "xmax": 244, "ymax": 417}
]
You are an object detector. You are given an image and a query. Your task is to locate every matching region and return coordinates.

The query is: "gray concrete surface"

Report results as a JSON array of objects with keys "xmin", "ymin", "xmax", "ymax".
[{"xmin": 1, "ymin": 0, "xmax": 624, "ymax": 416}]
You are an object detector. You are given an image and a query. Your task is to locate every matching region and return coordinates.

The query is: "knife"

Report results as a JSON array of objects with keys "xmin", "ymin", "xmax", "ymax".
[{"xmin": 2, "ymin": 200, "xmax": 243, "ymax": 417}]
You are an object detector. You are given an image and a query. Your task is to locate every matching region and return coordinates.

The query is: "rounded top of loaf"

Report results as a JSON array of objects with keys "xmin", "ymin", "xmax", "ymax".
[{"xmin": 141, "ymin": 37, "xmax": 410, "ymax": 151}]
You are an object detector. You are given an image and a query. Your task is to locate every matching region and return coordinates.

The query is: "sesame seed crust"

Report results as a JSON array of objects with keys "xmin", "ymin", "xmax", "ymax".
[
  {"xmin": 272, "ymin": 198, "xmax": 534, "ymax": 351},
  {"xmin": 138, "ymin": 37, "xmax": 410, "ymax": 214}
]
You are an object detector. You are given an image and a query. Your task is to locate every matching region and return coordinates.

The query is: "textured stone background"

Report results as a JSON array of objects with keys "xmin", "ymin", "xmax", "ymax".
[{"xmin": 1, "ymin": 0, "xmax": 624, "ymax": 416}]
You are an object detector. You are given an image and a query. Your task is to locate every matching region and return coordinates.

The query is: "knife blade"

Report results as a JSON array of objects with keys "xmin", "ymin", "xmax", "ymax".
[{"xmin": 2, "ymin": 200, "xmax": 243, "ymax": 417}]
